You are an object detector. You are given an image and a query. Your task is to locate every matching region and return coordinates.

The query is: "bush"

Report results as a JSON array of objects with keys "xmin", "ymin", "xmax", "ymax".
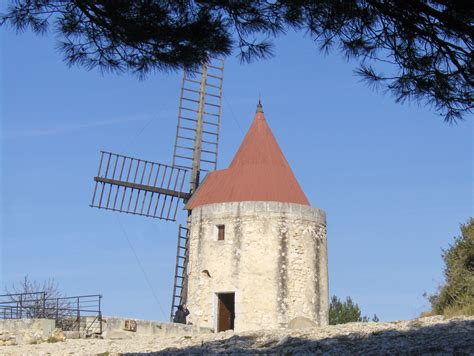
[
  {"xmin": 4, "ymin": 275, "xmax": 72, "ymax": 320},
  {"xmin": 329, "ymin": 295, "xmax": 378, "ymax": 325},
  {"xmin": 429, "ymin": 218, "xmax": 474, "ymax": 316}
]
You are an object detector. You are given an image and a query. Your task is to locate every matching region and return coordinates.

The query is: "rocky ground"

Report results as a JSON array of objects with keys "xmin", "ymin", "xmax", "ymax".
[{"xmin": 1, "ymin": 315, "xmax": 473, "ymax": 355}]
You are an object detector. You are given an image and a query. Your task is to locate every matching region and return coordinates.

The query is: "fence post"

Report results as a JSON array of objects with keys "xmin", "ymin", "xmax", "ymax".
[
  {"xmin": 42, "ymin": 292, "xmax": 46, "ymax": 318},
  {"xmin": 77, "ymin": 297, "xmax": 80, "ymax": 332},
  {"xmin": 19, "ymin": 294, "xmax": 22, "ymax": 319},
  {"xmin": 99, "ymin": 295, "xmax": 102, "ymax": 334}
]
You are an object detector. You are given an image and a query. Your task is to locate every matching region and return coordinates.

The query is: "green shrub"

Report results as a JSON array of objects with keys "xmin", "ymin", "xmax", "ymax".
[
  {"xmin": 329, "ymin": 295, "xmax": 378, "ymax": 325},
  {"xmin": 429, "ymin": 218, "xmax": 474, "ymax": 316}
]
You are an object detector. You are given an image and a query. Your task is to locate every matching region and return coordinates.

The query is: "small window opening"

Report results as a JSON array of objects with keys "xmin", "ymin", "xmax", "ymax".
[{"xmin": 217, "ymin": 225, "xmax": 225, "ymax": 241}]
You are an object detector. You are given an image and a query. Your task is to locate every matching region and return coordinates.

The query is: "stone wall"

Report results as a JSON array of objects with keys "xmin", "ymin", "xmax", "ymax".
[
  {"xmin": 0, "ymin": 319, "xmax": 56, "ymax": 345},
  {"xmin": 97, "ymin": 317, "xmax": 212, "ymax": 339},
  {"xmin": 0, "ymin": 317, "xmax": 212, "ymax": 345},
  {"xmin": 186, "ymin": 201, "xmax": 328, "ymax": 332}
]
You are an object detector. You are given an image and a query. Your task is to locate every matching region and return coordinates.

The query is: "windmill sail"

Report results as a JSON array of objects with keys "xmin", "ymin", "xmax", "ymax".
[
  {"xmin": 169, "ymin": 57, "xmax": 224, "ymax": 319},
  {"xmin": 172, "ymin": 58, "xmax": 224, "ymax": 181},
  {"xmin": 90, "ymin": 56, "xmax": 225, "ymax": 322},
  {"xmin": 91, "ymin": 151, "xmax": 189, "ymax": 221},
  {"xmin": 170, "ymin": 224, "xmax": 189, "ymax": 320}
]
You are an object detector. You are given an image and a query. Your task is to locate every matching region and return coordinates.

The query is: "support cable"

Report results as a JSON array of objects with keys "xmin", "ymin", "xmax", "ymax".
[
  {"xmin": 223, "ymin": 95, "xmax": 245, "ymax": 135},
  {"xmin": 115, "ymin": 215, "xmax": 167, "ymax": 320}
]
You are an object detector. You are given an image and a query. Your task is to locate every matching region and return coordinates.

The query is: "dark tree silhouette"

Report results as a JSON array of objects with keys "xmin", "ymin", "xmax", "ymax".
[
  {"xmin": 1, "ymin": 1, "xmax": 472, "ymax": 121},
  {"xmin": 329, "ymin": 295, "xmax": 379, "ymax": 324}
]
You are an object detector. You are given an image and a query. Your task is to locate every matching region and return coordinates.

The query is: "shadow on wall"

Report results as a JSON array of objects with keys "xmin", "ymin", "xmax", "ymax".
[{"xmin": 123, "ymin": 319, "xmax": 474, "ymax": 354}]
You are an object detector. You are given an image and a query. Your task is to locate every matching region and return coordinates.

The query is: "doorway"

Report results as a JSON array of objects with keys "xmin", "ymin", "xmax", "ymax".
[{"xmin": 217, "ymin": 293, "xmax": 235, "ymax": 332}]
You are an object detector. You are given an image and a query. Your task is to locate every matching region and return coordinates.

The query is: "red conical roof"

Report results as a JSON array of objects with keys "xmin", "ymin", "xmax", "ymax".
[{"xmin": 186, "ymin": 104, "xmax": 309, "ymax": 210}]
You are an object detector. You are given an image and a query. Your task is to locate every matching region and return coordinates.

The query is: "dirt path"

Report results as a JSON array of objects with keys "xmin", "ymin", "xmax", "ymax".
[{"xmin": 1, "ymin": 316, "xmax": 473, "ymax": 355}]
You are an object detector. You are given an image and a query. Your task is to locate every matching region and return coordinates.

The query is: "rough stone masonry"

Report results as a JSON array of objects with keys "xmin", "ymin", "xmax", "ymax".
[
  {"xmin": 186, "ymin": 201, "xmax": 328, "ymax": 332},
  {"xmin": 184, "ymin": 103, "xmax": 329, "ymax": 332}
]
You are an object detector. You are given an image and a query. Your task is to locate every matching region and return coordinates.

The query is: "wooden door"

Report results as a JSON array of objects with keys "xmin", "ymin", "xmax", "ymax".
[{"xmin": 217, "ymin": 293, "xmax": 235, "ymax": 332}]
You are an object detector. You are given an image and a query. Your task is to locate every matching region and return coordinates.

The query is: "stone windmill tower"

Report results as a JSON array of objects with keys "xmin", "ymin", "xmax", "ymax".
[{"xmin": 184, "ymin": 102, "xmax": 328, "ymax": 332}]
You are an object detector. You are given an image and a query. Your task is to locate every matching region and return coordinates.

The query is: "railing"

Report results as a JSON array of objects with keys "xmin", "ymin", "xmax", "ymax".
[
  {"xmin": 0, "ymin": 292, "xmax": 102, "ymax": 334},
  {"xmin": 0, "ymin": 292, "xmax": 46, "ymax": 319}
]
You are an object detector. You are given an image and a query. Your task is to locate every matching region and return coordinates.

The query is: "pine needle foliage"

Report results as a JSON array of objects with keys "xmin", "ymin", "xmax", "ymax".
[
  {"xmin": 429, "ymin": 218, "xmax": 474, "ymax": 317},
  {"xmin": 1, "ymin": 1, "xmax": 472, "ymax": 121},
  {"xmin": 329, "ymin": 295, "xmax": 378, "ymax": 324}
]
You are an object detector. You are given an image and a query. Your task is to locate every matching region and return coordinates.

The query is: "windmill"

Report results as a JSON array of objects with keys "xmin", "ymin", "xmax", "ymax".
[{"xmin": 90, "ymin": 57, "xmax": 224, "ymax": 320}]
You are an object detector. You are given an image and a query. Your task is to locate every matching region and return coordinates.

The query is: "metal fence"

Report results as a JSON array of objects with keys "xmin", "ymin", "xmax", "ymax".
[{"xmin": 0, "ymin": 292, "xmax": 102, "ymax": 334}]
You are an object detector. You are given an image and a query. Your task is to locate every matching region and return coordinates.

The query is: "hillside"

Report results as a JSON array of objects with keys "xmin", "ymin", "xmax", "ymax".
[{"xmin": 1, "ymin": 315, "xmax": 473, "ymax": 355}]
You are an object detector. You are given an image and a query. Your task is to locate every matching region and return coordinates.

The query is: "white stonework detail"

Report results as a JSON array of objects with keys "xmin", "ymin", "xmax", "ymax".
[{"xmin": 186, "ymin": 201, "xmax": 328, "ymax": 332}]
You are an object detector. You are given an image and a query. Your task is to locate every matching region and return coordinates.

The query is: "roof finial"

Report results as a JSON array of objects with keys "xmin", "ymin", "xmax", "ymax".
[{"xmin": 256, "ymin": 97, "xmax": 264, "ymax": 113}]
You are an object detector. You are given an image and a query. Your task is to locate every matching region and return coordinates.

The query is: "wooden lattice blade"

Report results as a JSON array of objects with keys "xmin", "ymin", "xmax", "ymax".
[
  {"xmin": 170, "ymin": 224, "xmax": 189, "ymax": 321},
  {"xmin": 90, "ymin": 151, "xmax": 189, "ymax": 221},
  {"xmin": 172, "ymin": 57, "xmax": 224, "ymax": 174}
]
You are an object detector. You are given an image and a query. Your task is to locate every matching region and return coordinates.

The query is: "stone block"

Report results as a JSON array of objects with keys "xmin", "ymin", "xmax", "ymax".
[{"xmin": 288, "ymin": 316, "xmax": 317, "ymax": 329}]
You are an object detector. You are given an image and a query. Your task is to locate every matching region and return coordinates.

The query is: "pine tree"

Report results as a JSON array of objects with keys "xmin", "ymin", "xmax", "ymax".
[
  {"xmin": 1, "ymin": 1, "xmax": 472, "ymax": 121},
  {"xmin": 329, "ymin": 295, "xmax": 376, "ymax": 325},
  {"xmin": 430, "ymin": 218, "xmax": 474, "ymax": 316}
]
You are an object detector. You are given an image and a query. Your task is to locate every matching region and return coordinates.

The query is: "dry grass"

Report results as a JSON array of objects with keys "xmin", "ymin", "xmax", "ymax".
[{"xmin": 443, "ymin": 303, "xmax": 474, "ymax": 318}]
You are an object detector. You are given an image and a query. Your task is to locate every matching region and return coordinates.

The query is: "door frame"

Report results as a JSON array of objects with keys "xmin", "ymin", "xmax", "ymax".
[{"xmin": 213, "ymin": 291, "xmax": 236, "ymax": 332}]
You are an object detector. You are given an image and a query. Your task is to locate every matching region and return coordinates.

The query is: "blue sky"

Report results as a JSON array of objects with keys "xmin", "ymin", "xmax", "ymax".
[{"xmin": 1, "ymin": 25, "xmax": 472, "ymax": 323}]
